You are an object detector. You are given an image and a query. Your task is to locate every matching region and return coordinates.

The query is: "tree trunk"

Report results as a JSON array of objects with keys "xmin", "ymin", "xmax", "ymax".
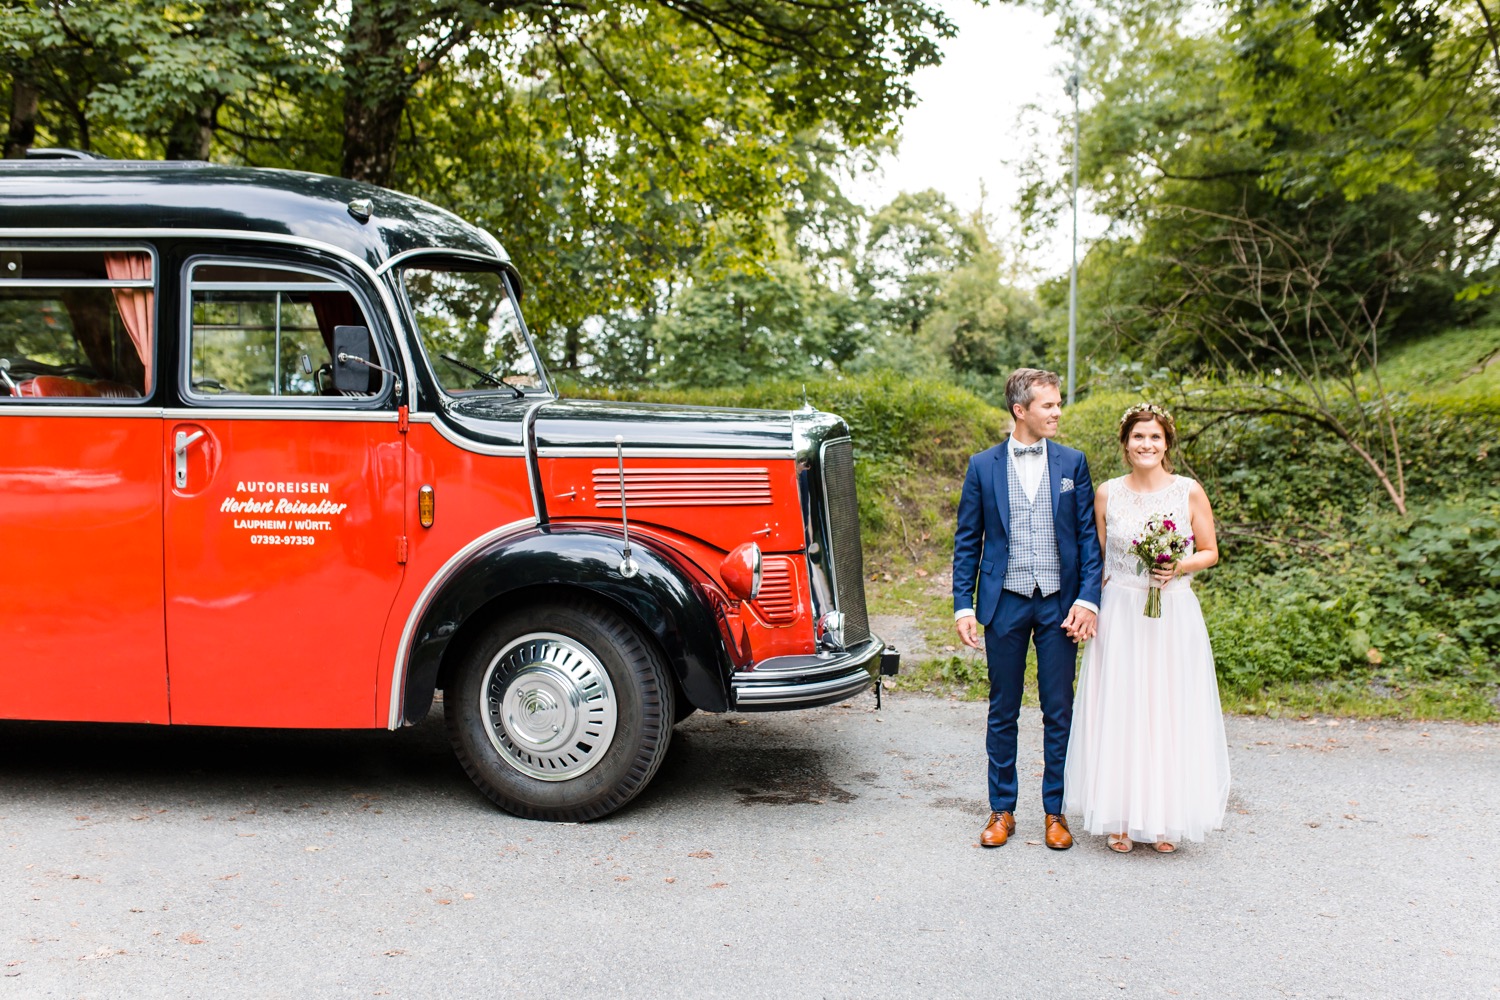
[
  {"xmin": 165, "ymin": 103, "xmax": 216, "ymax": 161},
  {"xmin": 340, "ymin": 0, "xmax": 408, "ymax": 185},
  {"xmin": 342, "ymin": 95, "xmax": 405, "ymax": 185},
  {"xmin": 4, "ymin": 73, "xmax": 38, "ymax": 159},
  {"xmin": 563, "ymin": 324, "xmax": 581, "ymax": 373}
]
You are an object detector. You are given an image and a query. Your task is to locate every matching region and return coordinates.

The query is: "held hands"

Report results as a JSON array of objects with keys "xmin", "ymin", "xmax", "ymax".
[
  {"xmin": 959, "ymin": 607, "xmax": 1098, "ymax": 645},
  {"xmin": 1061, "ymin": 605, "xmax": 1097, "ymax": 643}
]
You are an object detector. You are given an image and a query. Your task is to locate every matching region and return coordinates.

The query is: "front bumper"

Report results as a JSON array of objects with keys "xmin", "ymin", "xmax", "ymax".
[{"xmin": 730, "ymin": 635, "xmax": 900, "ymax": 711}]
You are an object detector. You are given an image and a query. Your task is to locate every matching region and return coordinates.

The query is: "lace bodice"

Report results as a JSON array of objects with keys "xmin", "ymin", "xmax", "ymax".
[{"xmin": 1103, "ymin": 475, "xmax": 1196, "ymax": 584}]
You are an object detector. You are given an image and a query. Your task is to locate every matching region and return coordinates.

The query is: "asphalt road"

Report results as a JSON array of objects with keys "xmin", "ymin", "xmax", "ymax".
[{"xmin": 2, "ymin": 693, "xmax": 1496, "ymax": 999}]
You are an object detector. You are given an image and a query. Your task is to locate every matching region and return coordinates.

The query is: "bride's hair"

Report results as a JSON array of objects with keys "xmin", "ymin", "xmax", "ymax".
[{"xmin": 1118, "ymin": 403, "xmax": 1176, "ymax": 473}]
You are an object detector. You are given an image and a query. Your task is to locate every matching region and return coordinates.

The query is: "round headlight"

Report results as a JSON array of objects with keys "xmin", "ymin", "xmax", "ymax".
[{"xmin": 719, "ymin": 542, "xmax": 763, "ymax": 602}]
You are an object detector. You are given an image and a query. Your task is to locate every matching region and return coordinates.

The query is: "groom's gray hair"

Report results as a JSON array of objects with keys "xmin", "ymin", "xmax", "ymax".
[{"xmin": 1005, "ymin": 368, "xmax": 1062, "ymax": 416}]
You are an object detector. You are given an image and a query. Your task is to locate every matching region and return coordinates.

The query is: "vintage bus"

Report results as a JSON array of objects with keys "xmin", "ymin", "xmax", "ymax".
[{"xmin": 0, "ymin": 160, "xmax": 897, "ymax": 820}]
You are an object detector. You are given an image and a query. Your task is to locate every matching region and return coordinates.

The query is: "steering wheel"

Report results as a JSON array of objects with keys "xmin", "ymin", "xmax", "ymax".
[{"xmin": 0, "ymin": 358, "xmax": 18, "ymax": 396}]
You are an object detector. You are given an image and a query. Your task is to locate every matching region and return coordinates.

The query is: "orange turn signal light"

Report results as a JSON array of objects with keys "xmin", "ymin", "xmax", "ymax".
[
  {"xmin": 720, "ymin": 541, "xmax": 762, "ymax": 602},
  {"xmin": 418, "ymin": 484, "xmax": 435, "ymax": 528}
]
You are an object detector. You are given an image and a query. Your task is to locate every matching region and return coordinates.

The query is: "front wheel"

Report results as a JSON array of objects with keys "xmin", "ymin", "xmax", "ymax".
[{"xmin": 445, "ymin": 597, "xmax": 674, "ymax": 821}]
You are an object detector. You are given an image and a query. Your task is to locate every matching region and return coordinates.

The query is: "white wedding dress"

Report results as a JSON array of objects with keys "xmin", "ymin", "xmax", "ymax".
[{"xmin": 1064, "ymin": 474, "xmax": 1231, "ymax": 843}]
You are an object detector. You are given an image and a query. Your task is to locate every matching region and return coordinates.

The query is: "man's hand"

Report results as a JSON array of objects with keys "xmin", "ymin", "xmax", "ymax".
[
  {"xmin": 1061, "ymin": 605, "xmax": 1097, "ymax": 643},
  {"xmin": 956, "ymin": 614, "xmax": 982, "ymax": 649}
]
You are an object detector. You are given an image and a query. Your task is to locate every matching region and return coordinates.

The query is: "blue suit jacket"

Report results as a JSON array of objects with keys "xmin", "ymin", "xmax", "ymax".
[{"xmin": 952, "ymin": 440, "xmax": 1104, "ymax": 627}]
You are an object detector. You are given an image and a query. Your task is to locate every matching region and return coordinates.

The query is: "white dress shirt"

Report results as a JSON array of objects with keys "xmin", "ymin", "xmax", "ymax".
[
  {"xmin": 1008, "ymin": 434, "xmax": 1047, "ymax": 502},
  {"xmin": 955, "ymin": 436, "xmax": 1098, "ymax": 621}
]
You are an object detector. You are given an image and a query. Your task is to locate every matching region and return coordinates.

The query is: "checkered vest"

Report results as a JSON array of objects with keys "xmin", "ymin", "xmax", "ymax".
[{"xmin": 1003, "ymin": 451, "xmax": 1061, "ymax": 597}]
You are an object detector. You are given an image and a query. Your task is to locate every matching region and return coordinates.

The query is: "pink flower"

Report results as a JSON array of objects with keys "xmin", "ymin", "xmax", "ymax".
[
  {"xmin": 1162, "ymin": 519, "xmax": 1176, "ymax": 531},
  {"xmin": 1156, "ymin": 553, "xmax": 1171, "ymax": 563}
]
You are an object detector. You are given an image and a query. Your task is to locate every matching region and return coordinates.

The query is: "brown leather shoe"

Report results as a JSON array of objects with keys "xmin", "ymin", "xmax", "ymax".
[
  {"xmin": 1044, "ymin": 813, "xmax": 1074, "ymax": 850},
  {"xmin": 980, "ymin": 810, "xmax": 1016, "ymax": 847}
]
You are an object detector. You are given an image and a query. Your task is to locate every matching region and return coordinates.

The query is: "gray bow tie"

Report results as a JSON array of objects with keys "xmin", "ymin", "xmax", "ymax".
[{"xmin": 1014, "ymin": 443, "xmax": 1043, "ymax": 456}]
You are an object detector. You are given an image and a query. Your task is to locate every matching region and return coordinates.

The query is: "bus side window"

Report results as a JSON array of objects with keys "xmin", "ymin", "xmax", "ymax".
[
  {"xmin": 0, "ymin": 247, "xmax": 153, "ymax": 400},
  {"xmin": 187, "ymin": 263, "xmax": 378, "ymax": 399}
]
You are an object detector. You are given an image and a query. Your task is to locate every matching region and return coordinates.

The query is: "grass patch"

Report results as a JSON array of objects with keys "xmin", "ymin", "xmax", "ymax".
[
  {"xmin": 1223, "ymin": 680, "xmax": 1499, "ymax": 722},
  {"xmin": 1382, "ymin": 323, "xmax": 1500, "ymax": 404}
]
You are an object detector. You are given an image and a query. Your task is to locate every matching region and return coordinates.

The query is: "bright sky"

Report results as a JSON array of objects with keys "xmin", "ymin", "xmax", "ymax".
[{"xmin": 849, "ymin": 0, "xmax": 1099, "ymax": 278}]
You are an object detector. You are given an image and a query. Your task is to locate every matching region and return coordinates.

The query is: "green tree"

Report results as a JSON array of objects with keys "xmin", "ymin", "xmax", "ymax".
[
  {"xmin": 1012, "ymin": 0, "xmax": 1498, "ymax": 361},
  {"xmin": 927, "ymin": 235, "xmax": 1047, "ymax": 390},
  {"xmin": 859, "ymin": 189, "xmax": 981, "ymax": 340},
  {"xmin": 0, "ymin": 1, "xmax": 332, "ymax": 160},
  {"xmin": 2, "ymin": 1, "xmax": 954, "ymax": 370},
  {"xmin": 645, "ymin": 222, "xmax": 872, "ymax": 387},
  {"xmin": 1006, "ymin": 0, "xmax": 1499, "ymax": 511},
  {"xmin": 850, "ymin": 193, "xmax": 1044, "ymax": 395}
]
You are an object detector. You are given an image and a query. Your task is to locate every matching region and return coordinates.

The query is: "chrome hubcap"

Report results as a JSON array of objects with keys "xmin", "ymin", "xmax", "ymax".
[{"xmin": 481, "ymin": 632, "xmax": 618, "ymax": 781}]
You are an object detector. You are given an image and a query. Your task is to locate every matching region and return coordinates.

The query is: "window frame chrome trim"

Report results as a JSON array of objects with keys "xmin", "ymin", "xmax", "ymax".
[
  {"xmin": 181, "ymin": 254, "xmax": 395, "ymax": 408},
  {"xmin": 0, "ymin": 405, "xmax": 164, "ymax": 418},
  {"xmin": 375, "ymin": 247, "xmax": 509, "ymax": 277},
  {"xmin": 0, "ymin": 278, "xmax": 153, "ymax": 288},
  {"xmin": 160, "ymin": 406, "xmax": 401, "ymax": 423},
  {"xmin": 190, "ymin": 281, "xmax": 349, "ymax": 293},
  {"xmin": 391, "ymin": 255, "xmax": 550, "ymax": 401}
]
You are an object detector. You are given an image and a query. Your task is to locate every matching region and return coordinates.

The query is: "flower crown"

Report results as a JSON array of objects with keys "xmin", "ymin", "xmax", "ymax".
[{"xmin": 1118, "ymin": 402, "xmax": 1173, "ymax": 427}]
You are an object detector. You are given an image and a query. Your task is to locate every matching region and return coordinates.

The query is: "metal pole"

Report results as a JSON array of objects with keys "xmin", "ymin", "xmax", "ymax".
[{"xmin": 1066, "ymin": 35, "xmax": 1081, "ymax": 405}]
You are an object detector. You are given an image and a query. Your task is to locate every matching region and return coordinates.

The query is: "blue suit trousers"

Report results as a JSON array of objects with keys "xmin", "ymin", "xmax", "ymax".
[{"xmin": 985, "ymin": 587, "xmax": 1078, "ymax": 815}]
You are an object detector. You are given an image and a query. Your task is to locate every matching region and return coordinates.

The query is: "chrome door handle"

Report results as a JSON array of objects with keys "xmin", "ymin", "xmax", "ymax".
[{"xmin": 174, "ymin": 429, "xmax": 206, "ymax": 488}]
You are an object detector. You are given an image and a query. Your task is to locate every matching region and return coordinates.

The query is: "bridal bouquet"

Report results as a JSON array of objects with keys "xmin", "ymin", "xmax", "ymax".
[{"xmin": 1129, "ymin": 514, "xmax": 1193, "ymax": 618}]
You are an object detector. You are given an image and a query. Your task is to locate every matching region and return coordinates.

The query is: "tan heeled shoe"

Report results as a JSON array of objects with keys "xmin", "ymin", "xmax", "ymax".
[
  {"xmin": 1107, "ymin": 833, "xmax": 1133, "ymax": 853},
  {"xmin": 1153, "ymin": 840, "xmax": 1177, "ymax": 854}
]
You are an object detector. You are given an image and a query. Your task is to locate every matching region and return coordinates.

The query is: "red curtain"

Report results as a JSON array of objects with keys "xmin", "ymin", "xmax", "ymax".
[
  {"xmin": 104, "ymin": 252, "xmax": 154, "ymax": 393},
  {"xmin": 309, "ymin": 291, "xmax": 361, "ymax": 353}
]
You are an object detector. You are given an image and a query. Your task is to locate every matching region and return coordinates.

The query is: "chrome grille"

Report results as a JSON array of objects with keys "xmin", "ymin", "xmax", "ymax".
[
  {"xmin": 820, "ymin": 438, "xmax": 869, "ymax": 644},
  {"xmin": 592, "ymin": 467, "xmax": 772, "ymax": 507}
]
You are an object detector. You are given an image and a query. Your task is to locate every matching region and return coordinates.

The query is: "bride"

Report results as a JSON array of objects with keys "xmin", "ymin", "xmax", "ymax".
[{"xmin": 1063, "ymin": 403, "xmax": 1231, "ymax": 853}]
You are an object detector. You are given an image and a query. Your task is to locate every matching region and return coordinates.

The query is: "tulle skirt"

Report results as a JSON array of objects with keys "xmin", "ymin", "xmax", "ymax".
[{"xmin": 1064, "ymin": 577, "xmax": 1231, "ymax": 843}]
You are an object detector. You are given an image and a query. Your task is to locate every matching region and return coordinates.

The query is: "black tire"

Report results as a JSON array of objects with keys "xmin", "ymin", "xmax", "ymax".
[{"xmin": 445, "ymin": 596, "xmax": 674, "ymax": 821}]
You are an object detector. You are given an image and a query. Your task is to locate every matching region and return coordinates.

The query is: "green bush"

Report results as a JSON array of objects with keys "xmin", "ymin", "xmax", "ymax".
[
  {"xmin": 1348, "ymin": 492, "xmax": 1500, "ymax": 679},
  {"xmin": 1180, "ymin": 392, "xmax": 1500, "ymax": 703},
  {"xmin": 1203, "ymin": 572, "xmax": 1364, "ymax": 690}
]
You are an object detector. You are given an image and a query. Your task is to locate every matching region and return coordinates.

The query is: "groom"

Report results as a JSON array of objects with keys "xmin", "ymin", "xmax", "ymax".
[{"xmin": 952, "ymin": 368, "xmax": 1103, "ymax": 850}]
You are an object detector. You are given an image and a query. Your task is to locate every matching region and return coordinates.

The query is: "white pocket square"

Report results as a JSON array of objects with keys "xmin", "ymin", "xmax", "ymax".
[{"xmin": 1060, "ymin": 478, "xmax": 1075, "ymax": 493}]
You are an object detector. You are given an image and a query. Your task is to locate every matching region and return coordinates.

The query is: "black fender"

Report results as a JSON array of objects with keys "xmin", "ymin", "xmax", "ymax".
[{"xmin": 398, "ymin": 524, "xmax": 732, "ymax": 724}]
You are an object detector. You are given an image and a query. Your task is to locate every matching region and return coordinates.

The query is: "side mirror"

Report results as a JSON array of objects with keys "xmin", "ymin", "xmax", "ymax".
[{"xmin": 332, "ymin": 326, "xmax": 373, "ymax": 393}]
